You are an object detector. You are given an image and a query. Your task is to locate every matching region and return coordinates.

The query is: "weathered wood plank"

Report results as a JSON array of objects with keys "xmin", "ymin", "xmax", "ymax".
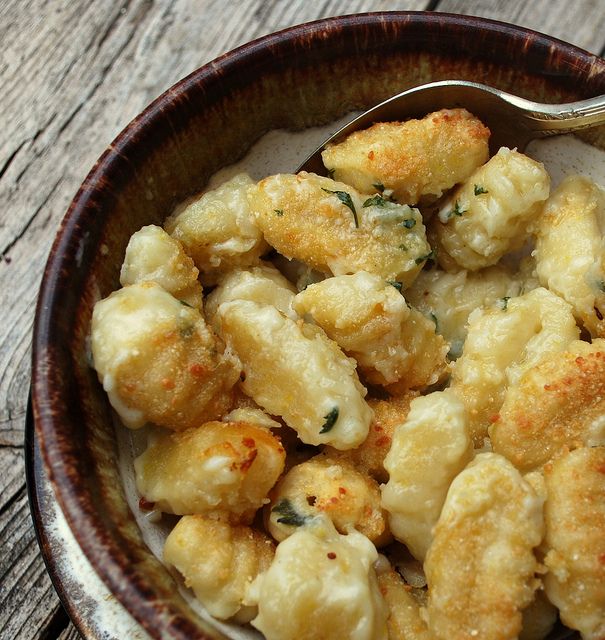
[{"xmin": 436, "ymin": 0, "xmax": 605, "ymax": 54}]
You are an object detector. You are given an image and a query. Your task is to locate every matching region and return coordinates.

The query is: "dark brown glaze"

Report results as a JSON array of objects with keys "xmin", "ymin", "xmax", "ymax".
[{"xmin": 32, "ymin": 12, "xmax": 602, "ymax": 640}]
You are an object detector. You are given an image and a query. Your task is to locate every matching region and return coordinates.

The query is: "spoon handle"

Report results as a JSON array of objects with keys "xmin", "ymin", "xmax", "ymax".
[{"xmin": 503, "ymin": 91, "xmax": 605, "ymax": 136}]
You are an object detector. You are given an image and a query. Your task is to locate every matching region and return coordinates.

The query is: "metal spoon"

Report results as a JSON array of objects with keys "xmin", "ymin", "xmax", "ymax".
[{"xmin": 298, "ymin": 80, "xmax": 605, "ymax": 174}]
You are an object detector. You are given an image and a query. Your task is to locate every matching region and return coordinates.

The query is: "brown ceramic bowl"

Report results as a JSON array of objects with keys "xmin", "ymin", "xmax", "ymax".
[{"xmin": 32, "ymin": 11, "xmax": 605, "ymax": 640}]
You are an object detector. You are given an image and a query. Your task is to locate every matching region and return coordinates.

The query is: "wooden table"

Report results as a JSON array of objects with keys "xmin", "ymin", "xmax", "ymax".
[{"xmin": 2, "ymin": 1, "xmax": 605, "ymax": 638}]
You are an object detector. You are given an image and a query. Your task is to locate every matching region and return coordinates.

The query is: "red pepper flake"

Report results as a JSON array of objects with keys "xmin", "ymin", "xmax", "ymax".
[
  {"xmin": 238, "ymin": 449, "xmax": 258, "ymax": 472},
  {"xmin": 338, "ymin": 487, "xmax": 347, "ymax": 495},
  {"xmin": 598, "ymin": 553, "xmax": 605, "ymax": 564},
  {"xmin": 375, "ymin": 435, "xmax": 391, "ymax": 447},
  {"xmin": 161, "ymin": 378, "xmax": 175, "ymax": 390},
  {"xmin": 139, "ymin": 497, "xmax": 155, "ymax": 511},
  {"xmin": 327, "ymin": 552, "xmax": 337, "ymax": 560},
  {"xmin": 189, "ymin": 363, "xmax": 208, "ymax": 377},
  {"xmin": 330, "ymin": 496, "xmax": 339, "ymax": 504},
  {"xmin": 373, "ymin": 424, "xmax": 383, "ymax": 432},
  {"xmin": 489, "ymin": 414, "xmax": 500, "ymax": 424},
  {"xmin": 368, "ymin": 150, "xmax": 375, "ymax": 160},
  {"xmin": 242, "ymin": 437, "xmax": 256, "ymax": 449},
  {"xmin": 596, "ymin": 463, "xmax": 605, "ymax": 475}
]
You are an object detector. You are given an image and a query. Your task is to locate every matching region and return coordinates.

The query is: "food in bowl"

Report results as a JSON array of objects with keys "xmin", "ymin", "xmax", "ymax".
[{"xmin": 89, "ymin": 107, "xmax": 605, "ymax": 640}]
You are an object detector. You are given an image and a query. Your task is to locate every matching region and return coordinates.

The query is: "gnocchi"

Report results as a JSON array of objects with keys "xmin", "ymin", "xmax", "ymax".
[{"xmin": 89, "ymin": 105, "xmax": 605, "ymax": 640}]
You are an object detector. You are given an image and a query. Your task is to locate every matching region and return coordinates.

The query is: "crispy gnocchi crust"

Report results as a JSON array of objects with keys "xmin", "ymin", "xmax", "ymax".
[
  {"xmin": 491, "ymin": 339, "xmax": 605, "ymax": 471},
  {"xmin": 267, "ymin": 453, "xmax": 390, "ymax": 546},
  {"xmin": 134, "ymin": 420, "xmax": 285, "ymax": 521},
  {"xmin": 321, "ymin": 108, "xmax": 489, "ymax": 205},
  {"xmin": 163, "ymin": 515, "xmax": 275, "ymax": 622},
  {"xmin": 248, "ymin": 172, "xmax": 431, "ymax": 286},
  {"xmin": 543, "ymin": 447, "xmax": 605, "ymax": 640},
  {"xmin": 424, "ymin": 453, "xmax": 544, "ymax": 640},
  {"xmin": 91, "ymin": 282, "xmax": 239, "ymax": 430},
  {"xmin": 293, "ymin": 272, "xmax": 448, "ymax": 389}
]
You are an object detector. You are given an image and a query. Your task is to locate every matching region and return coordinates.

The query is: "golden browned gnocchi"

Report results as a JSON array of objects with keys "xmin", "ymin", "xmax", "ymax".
[
  {"xmin": 91, "ymin": 282, "xmax": 239, "ymax": 430},
  {"xmin": 119, "ymin": 224, "xmax": 203, "ymax": 308},
  {"xmin": 245, "ymin": 519, "xmax": 389, "ymax": 640},
  {"xmin": 381, "ymin": 390, "xmax": 473, "ymax": 561},
  {"xmin": 163, "ymin": 515, "xmax": 274, "ymax": 622},
  {"xmin": 292, "ymin": 271, "xmax": 448, "ymax": 390},
  {"xmin": 491, "ymin": 339, "xmax": 605, "ymax": 471},
  {"xmin": 248, "ymin": 172, "xmax": 431, "ymax": 286},
  {"xmin": 375, "ymin": 567, "xmax": 432, "ymax": 640},
  {"xmin": 91, "ymin": 105, "xmax": 605, "ymax": 640},
  {"xmin": 134, "ymin": 420, "xmax": 285, "ymax": 521},
  {"xmin": 217, "ymin": 298, "xmax": 372, "ymax": 449},
  {"xmin": 404, "ymin": 265, "xmax": 526, "ymax": 359},
  {"xmin": 321, "ymin": 108, "xmax": 489, "ymax": 205},
  {"xmin": 450, "ymin": 286, "xmax": 579, "ymax": 446},
  {"xmin": 534, "ymin": 174, "xmax": 605, "ymax": 337},
  {"xmin": 165, "ymin": 173, "xmax": 269, "ymax": 284},
  {"xmin": 266, "ymin": 453, "xmax": 390, "ymax": 546},
  {"xmin": 430, "ymin": 147, "xmax": 550, "ymax": 271},
  {"xmin": 542, "ymin": 447, "xmax": 605, "ymax": 640},
  {"xmin": 424, "ymin": 453, "xmax": 544, "ymax": 640}
]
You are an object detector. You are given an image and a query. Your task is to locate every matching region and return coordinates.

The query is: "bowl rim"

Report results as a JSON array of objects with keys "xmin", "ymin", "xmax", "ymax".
[{"xmin": 31, "ymin": 10, "xmax": 605, "ymax": 640}]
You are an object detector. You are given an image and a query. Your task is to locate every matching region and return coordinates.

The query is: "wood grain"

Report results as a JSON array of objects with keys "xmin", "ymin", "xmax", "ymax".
[{"xmin": 1, "ymin": 0, "xmax": 604, "ymax": 638}]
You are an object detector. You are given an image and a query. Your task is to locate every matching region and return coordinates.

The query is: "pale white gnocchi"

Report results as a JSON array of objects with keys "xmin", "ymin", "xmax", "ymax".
[
  {"xmin": 534, "ymin": 174, "xmax": 605, "ymax": 337},
  {"xmin": 245, "ymin": 519, "xmax": 389, "ymax": 640},
  {"xmin": 430, "ymin": 147, "xmax": 550, "ymax": 271},
  {"xmin": 381, "ymin": 390, "xmax": 473, "ymax": 561},
  {"xmin": 217, "ymin": 298, "xmax": 373, "ymax": 449}
]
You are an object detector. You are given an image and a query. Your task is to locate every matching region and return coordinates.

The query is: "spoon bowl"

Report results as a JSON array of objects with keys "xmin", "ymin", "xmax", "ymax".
[{"xmin": 298, "ymin": 80, "xmax": 605, "ymax": 174}]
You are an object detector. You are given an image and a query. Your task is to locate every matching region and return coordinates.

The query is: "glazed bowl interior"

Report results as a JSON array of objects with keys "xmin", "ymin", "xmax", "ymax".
[{"xmin": 32, "ymin": 11, "xmax": 605, "ymax": 640}]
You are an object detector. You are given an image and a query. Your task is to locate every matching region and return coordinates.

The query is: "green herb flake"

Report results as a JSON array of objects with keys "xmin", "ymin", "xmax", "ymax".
[
  {"xmin": 401, "ymin": 218, "xmax": 416, "ymax": 229},
  {"xmin": 415, "ymin": 249, "xmax": 436, "ymax": 265},
  {"xmin": 498, "ymin": 296, "xmax": 511, "ymax": 311},
  {"xmin": 398, "ymin": 243, "xmax": 408, "ymax": 251},
  {"xmin": 447, "ymin": 200, "xmax": 467, "ymax": 219},
  {"xmin": 474, "ymin": 184, "xmax": 489, "ymax": 196},
  {"xmin": 179, "ymin": 300, "xmax": 194, "ymax": 308},
  {"xmin": 322, "ymin": 188, "xmax": 358, "ymax": 228},
  {"xmin": 363, "ymin": 194, "xmax": 388, "ymax": 208},
  {"xmin": 320, "ymin": 407, "xmax": 339, "ymax": 433},
  {"xmin": 387, "ymin": 281, "xmax": 403, "ymax": 291},
  {"xmin": 274, "ymin": 208, "xmax": 284, "ymax": 217},
  {"xmin": 272, "ymin": 499, "xmax": 308, "ymax": 527},
  {"xmin": 430, "ymin": 312, "xmax": 439, "ymax": 331}
]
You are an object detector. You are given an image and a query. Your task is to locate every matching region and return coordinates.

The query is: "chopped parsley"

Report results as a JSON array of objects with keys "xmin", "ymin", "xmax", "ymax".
[
  {"xmin": 320, "ymin": 407, "xmax": 339, "ymax": 433},
  {"xmin": 363, "ymin": 194, "xmax": 389, "ymax": 208},
  {"xmin": 401, "ymin": 218, "xmax": 416, "ymax": 229},
  {"xmin": 415, "ymin": 249, "xmax": 436, "ymax": 265},
  {"xmin": 474, "ymin": 184, "xmax": 489, "ymax": 195},
  {"xmin": 387, "ymin": 281, "xmax": 403, "ymax": 291},
  {"xmin": 272, "ymin": 499, "xmax": 308, "ymax": 527},
  {"xmin": 179, "ymin": 300, "xmax": 193, "ymax": 308},
  {"xmin": 430, "ymin": 312, "xmax": 439, "ymax": 331},
  {"xmin": 446, "ymin": 200, "xmax": 467, "ymax": 219},
  {"xmin": 322, "ymin": 188, "xmax": 358, "ymax": 228},
  {"xmin": 398, "ymin": 243, "xmax": 408, "ymax": 251},
  {"xmin": 274, "ymin": 208, "xmax": 284, "ymax": 216},
  {"xmin": 498, "ymin": 296, "xmax": 511, "ymax": 311}
]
